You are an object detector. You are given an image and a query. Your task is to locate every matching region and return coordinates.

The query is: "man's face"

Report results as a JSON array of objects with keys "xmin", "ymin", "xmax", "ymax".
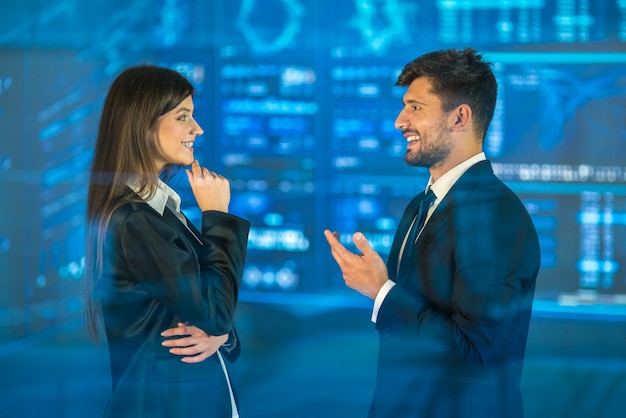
[{"xmin": 394, "ymin": 77, "xmax": 453, "ymax": 169}]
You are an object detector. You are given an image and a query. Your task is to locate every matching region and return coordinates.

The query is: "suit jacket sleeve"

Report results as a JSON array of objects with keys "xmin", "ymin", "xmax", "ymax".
[{"xmin": 115, "ymin": 207, "xmax": 250, "ymax": 337}]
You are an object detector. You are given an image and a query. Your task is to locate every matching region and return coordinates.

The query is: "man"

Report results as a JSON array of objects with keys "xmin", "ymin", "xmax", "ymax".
[{"xmin": 324, "ymin": 48, "xmax": 540, "ymax": 418}]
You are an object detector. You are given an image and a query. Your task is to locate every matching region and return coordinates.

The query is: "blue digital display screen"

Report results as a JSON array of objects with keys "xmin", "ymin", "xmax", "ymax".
[{"xmin": 1, "ymin": 0, "xmax": 625, "ymax": 326}]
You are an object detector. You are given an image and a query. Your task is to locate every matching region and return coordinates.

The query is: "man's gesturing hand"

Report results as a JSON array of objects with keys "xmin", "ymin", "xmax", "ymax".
[{"xmin": 323, "ymin": 230, "xmax": 389, "ymax": 300}]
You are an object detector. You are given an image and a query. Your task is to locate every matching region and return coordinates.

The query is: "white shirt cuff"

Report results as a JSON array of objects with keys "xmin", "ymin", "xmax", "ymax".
[{"xmin": 371, "ymin": 279, "xmax": 396, "ymax": 323}]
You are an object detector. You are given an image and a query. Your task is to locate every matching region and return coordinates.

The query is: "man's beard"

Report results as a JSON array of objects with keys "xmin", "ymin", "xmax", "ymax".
[{"xmin": 404, "ymin": 125, "xmax": 452, "ymax": 169}]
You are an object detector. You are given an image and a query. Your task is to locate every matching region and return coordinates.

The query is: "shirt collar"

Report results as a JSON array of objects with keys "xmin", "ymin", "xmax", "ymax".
[
  {"xmin": 428, "ymin": 152, "xmax": 486, "ymax": 200},
  {"xmin": 127, "ymin": 178, "xmax": 181, "ymax": 216}
]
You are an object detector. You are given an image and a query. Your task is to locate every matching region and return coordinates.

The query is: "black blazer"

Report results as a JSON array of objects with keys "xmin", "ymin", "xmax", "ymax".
[
  {"xmin": 97, "ymin": 195, "xmax": 250, "ymax": 418},
  {"xmin": 371, "ymin": 160, "xmax": 540, "ymax": 418}
]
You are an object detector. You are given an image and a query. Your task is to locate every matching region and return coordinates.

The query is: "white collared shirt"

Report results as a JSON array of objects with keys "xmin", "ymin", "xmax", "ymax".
[
  {"xmin": 128, "ymin": 179, "xmax": 185, "ymax": 221},
  {"xmin": 371, "ymin": 152, "xmax": 487, "ymax": 323}
]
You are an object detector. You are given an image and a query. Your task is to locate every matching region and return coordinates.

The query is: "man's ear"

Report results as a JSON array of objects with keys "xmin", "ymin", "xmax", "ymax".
[{"xmin": 451, "ymin": 104, "xmax": 471, "ymax": 131}]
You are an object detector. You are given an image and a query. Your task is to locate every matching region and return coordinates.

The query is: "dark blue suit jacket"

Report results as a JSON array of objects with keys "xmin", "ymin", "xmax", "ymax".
[
  {"xmin": 97, "ymin": 195, "xmax": 250, "ymax": 418},
  {"xmin": 371, "ymin": 160, "xmax": 540, "ymax": 418}
]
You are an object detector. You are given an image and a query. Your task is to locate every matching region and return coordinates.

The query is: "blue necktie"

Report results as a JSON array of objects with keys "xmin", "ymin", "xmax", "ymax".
[{"xmin": 399, "ymin": 189, "xmax": 436, "ymax": 271}]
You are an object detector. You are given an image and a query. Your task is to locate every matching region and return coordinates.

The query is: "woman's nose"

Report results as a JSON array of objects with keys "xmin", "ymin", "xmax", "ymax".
[{"xmin": 191, "ymin": 120, "xmax": 204, "ymax": 136}]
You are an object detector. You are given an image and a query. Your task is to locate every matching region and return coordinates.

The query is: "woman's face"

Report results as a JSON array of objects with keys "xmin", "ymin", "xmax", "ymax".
[{"xmin": 152, "ymin": 95, "xmax": 204, "ymax": 171}]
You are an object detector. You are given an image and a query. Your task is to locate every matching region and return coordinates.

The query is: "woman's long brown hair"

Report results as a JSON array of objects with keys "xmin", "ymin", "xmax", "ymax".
[{"xmin": 84, "ymin": 65, "xmax": 194, "ymax": 341}]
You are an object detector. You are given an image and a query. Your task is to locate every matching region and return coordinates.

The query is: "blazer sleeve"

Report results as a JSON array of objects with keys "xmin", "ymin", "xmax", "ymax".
[{"xmin": 114, "ymin": 206, "xmax": 250, "ymax": 336}]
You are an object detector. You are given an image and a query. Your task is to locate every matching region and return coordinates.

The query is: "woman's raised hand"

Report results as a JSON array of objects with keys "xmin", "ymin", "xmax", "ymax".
[{"xmin": 186, "ymin": 160, "xmax": 230, "ymax": 213}]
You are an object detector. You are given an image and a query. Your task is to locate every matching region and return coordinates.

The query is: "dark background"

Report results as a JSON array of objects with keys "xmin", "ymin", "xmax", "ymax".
[{"xmin": 1, "ymin": 1, "xmax": 625, "ymax": 417}]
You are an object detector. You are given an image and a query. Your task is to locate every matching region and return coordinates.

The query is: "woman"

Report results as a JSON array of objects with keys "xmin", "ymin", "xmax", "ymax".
[{"xmin": 84, "ymin": 65, "xmax": 250, "ymax": 417}]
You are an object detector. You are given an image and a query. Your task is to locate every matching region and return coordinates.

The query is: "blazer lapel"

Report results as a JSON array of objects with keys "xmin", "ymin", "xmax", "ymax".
[
  {"xmin": 396, "ymin": 160, "xmax": 493, "ymax": 281},
  {"xmin": 387, "ymin": 193, "xmax": 425, "ymax": 282},
  {"xmin": 162, "ymin": 207, "xmax": 203, "ymax": 248}
]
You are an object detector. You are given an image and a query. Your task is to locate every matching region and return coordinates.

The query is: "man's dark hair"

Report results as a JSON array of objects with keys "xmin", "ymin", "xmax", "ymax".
[{"xmin": 396, "ymin": 47, "xmax": 497, "ymax": 140}]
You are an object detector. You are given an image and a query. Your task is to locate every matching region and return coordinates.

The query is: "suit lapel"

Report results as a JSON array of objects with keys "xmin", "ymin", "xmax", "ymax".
[
  {"xmin": 386, "ymin": 194, "xmax": 422, "ymax": 281},
  {"xmin": 162, "ymin": 206, "xmax": 203, "ymax": 248},
  {"xmin": 395, "ymin": 160, "xmax": 493, "ymax": 282}
]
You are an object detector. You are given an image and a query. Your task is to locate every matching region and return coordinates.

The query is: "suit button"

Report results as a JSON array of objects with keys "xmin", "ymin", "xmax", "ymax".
[{"xmin": 381, "ymin": 327, "xmax": 393, "ymax": 339}]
